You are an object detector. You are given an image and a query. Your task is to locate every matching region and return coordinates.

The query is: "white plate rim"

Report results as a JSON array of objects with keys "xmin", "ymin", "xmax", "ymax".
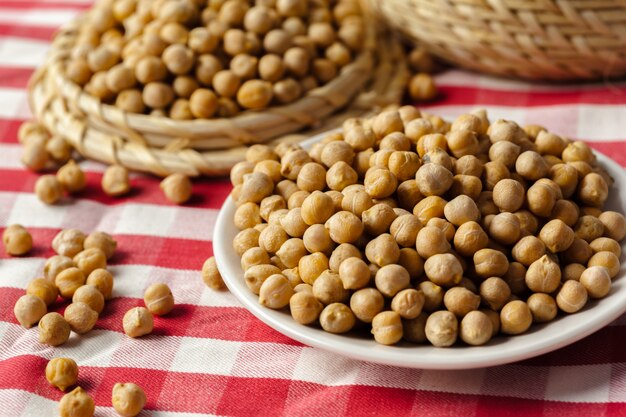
[{"xmin": 213, "ymin": 138, "xmax": 626, "ymax": 370}]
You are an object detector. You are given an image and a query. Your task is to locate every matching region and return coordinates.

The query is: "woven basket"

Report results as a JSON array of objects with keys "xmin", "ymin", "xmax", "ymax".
[
  {"xmin": 29, "ymin": 19, "xmax": 409, "ymax": 177},
  {"xmin": 366, "ymin": 0, "xmax": 626, "ymax": 80}
]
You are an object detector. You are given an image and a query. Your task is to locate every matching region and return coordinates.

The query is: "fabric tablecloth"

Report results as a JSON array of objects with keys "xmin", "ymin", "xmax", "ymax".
[{"xmin": 1, "ymin": 1, "xmax": 626, "ymax": 416}]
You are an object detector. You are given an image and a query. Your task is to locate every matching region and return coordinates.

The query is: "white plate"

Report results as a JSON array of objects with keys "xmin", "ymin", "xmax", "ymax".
[{"xmin": 213, "ymin": 136, "xmax": 626, "ymax": 370}]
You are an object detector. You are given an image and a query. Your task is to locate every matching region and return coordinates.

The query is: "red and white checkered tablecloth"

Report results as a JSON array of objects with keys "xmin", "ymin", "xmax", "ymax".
[{"xmin": 1, "ymin": 1, "xmax": 626, "ymax": 416}]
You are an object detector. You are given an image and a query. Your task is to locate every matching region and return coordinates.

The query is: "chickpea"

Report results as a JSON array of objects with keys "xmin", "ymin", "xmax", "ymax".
[
  {"xmin": 280, "ymin": 149, "xmax": 312, "ymax": 180},
  {"xmin": 296, "ymin": 191, "xmax": 333, "ymax": 226},
  {"xmin": 86, "ymin": 268, "xmax": 114, "ymax": 300},
  {"xmin": 64, "ymin": 302, "xmax": 98, "ymax": 334},
  {"xmin": 70, "ymin": 284, "xmax": 104, "ymax": 315},
  {"xmin": 341, "ymin": 189, "xmax": 373, "ymax": 217},
  {"xmin": 169, "ymin": 99, "xmax": 193, "ymax": 120},
  {"xmin": 479, "ymin": 277, "xmax": 511, "ymax": 311},
  {"xmin": 323, "ymin": 161, "xmax": 356, "ymax": 192},
  {"xmin": 35, "ymin": 175, "xmax": 63, "ymax": 205},
  {"xmin": 344, "ymin": 288, "xmax": 384, "ymax": 324},
  {"xmin": 443, "ymin": 195, "xmax": 480, "ymax": 227},
  {"xmin": 578, "ymin": 173, "xmax": 608, "ymax": 208},
  {"xmin": 257, "ymin": 274, "xmax": 293, "ymax": 309},
  {"xmin": 159, "ymin": 173, "xmax": 193, "ymax": 204},
  {"xmin": 72, "ymin": 247, "xmax": 106, "ymax": 277},
  {"xmin": 391, "ymin": 289, "xmax": 425, "ymax": 319},
  {"xmin": 473, "ymin": 248, "xmax": 509, "ymax": 278},
  {"xmin": 294, "ymin": 162, "xmax": 325, "ymax": 192},
  {"xmin": 123, "ymin": 306, "xmax": 153, "ymax": 338},
  {"xmin": 394, "ymin": 180, "xmax": 421, "ymax": 211},
  {"xmin": 59, "ymin": 387, "xmax": 94, "ymax": 417},
  {"xmin": 455, "ymin": 155, "xmax": 483, "ymax": 177},
  {"xmin": 319, "ymin": 302, "xmax": 355, "ymax": 334},
  {"xmin": 548, "ymin": 200, "xmax": 578, "ymax": 227},
  {"xmin": 389, "ymin": 214, "xmax": 422, "ymax": 248},
  {"xmin": 141, "ymin": 282, "xmax": 174, "ymax": 316},
  {"xmin": 46, "ymin": 135, "xmax": 72, "ymax": 164},
  {"xmin": 487, "ymin": 212, "xmax": 520, "ymax": 246},
  {"xmin": 526, "ymin": 254, "xmax": 561, "ymax": 293},
  {"xmin": 489, "ymin": 141, "xmax": 520, "ymax": 169},
  {"xmin": 21, "ymin": 138, "xmax": 49, "ymax": 171},
  {"xmin": 562, "ymin": 238, "xmax": 593, "ymax": 264},
  {"xmin": 302, "ymin": 224, "xmax": 333, "ymax": 255},
  {"xmin": 588, "ymin": 251, "xmax": 620, "ymax": 278},
  {"xmin": 590, "ymin": 237, "xmax": 621, "ymax": 258},
  {"xmin": 195, "ymin": 54, "xmax": 223, "ymax": 86},
  {"xmin": 325, "ymin": 211, "xmax": 363, "ymax": 244},
  {"xmin": 362, "ymin": 204, "xmax": 396, "ymax": 236},
  {"xmin": 24, "ymin": 278, "xmax": 58, "ymax": 308},
  {"xmin": 422, "ymin": 253, "xmax": 462, "ymax": 287},
  {"xmin": 491, "ymin": 179, "xmax": 524, "ymax": 213},
  {"xmin": 112, "ymin": 382, "xmax": 146, "ymax": 417},
  {"xmin": 408, "ymin": 73, "xmax": 437, "ymax": 101},
  {"xmin": 442, "ymin": 287, "xmax": 479, "ymax": 318},
  {"xmin": 562, "ymin": 263, "xmax": 586, "ymax": 282},
  {"xmin": 556, "ymin": 280, "xmax": 588, "ymax": 313},
  {"xmin": 511, "ymin": 236, "xmax": 545, "ymax": 266},
  {"xmin": 598, "ymin": 211, "xmax": 626, "ymax": 241},
  {"xmin": 142, "ymin": 82, "xmax": 174, "ymax": 109},
  {"xmin": 527, "ymin": 293, "xmax": 557, "ymax": 323},
  {"xmin": 46, "ymin": 357, "xmax": 78, "ymax": 392},
  {"xmin": 575, "ymin": 215, "xmax": 605, "ymax": 242},
  {"xmin": 55, "ymin": 266, "xmax": 86, "ymax": 298},
  {"xmin": 578, "ymin": 266, "xmax": 611, "ymax": 299},
  {"xmin": 102, "ymin": 165, "xmax": 131, "ymax": 197},
  {"xmin": 289, "ymin": 291, "xmax": 323, "ymax": 324},
  {"xmin": 365, "ymin": 234, "xmax": 400, "ymax": 267},
  {"xmin": 526, "ymin": 180, "xmax": 557, "ymax": 217},
  {"xmin": 368, "ymin": 311, "xmax": 402, "ymax": 345},
  {"xmin": 477, "ymin": 191, "xmax": 499, "ymax": 217},
  {"xmin": 499, "ymin": 300, "xmax": 532, "ymax": 335},
  {"xmin": 449, "ymin": 174, "xmax": 482, "ymax": 201},
  {"xmin": 459, "ymin": 310, "xmax": 493, "ymax": 346},
  {"xmin": 415, "ymin": 163, "xmax": 453, "ymax": 196},
  {"xmin": 2, "ymin": 224, "xmax": 32, "ymax": 256},
  {"xmin": 14, "ymin": 293, "xmax": 47, "ymax": 328},
  {"xmin": 425, "ymin": 310, "xmax": 458, "ymax": 347},
  {"xmin": 549, "ymin": 164, "xmax": 578, "ymax": 199},
  {"xmin": 39, "ymin": 312, "xmax": 71, "ymax": 346},
  {"xmin": 482, "ymin": 161, "xmax": 510, "ymax": 192},
  {"xmin": 135, "ymin": 56, "xmax": 167, "ymax": 85},
  {"xmin": 293, "ymin": 252, "xmax": 326, "ymax": 285},
  {"xmin": 338, "ymin": 257, "xmax": 370, "ymax": 290},
  {"xmin": 374, "ymin": 264, "xmax": 410, "ymax": 297},
  {"xmin": 328, "ymin": 243, "xmax": 361, "ymax": 272},
  {"xmin": 453, "ymin": 221, "xmax": 488, "ymax": 257},
  {"xmin": 416, "ymin": 226, "xmax": 450, "ymax": 259}
]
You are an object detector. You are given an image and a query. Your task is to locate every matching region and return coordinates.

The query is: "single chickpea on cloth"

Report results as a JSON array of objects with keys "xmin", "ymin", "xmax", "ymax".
[{"xmin": 225, "ymin": 106, "xmax": 625, "ymax": 347}]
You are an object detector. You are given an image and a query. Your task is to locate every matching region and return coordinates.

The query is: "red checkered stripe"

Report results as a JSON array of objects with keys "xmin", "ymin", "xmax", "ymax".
[{"xmin": 1, "ymin": 0, "xmax": 626, "ymax": 416}]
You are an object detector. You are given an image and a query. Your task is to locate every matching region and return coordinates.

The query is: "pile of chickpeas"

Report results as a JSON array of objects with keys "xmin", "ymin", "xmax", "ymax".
[
  {"xmin": 19, "ymin": 120, "xmax": 194, "ymax": 205},
  {"xmin": 63, "ymin": 0, "xmax": 367, "ymax": 119},
  {"xmin": 46, "ymin": 357, "xmax": 146, "ymax": 417},
  {"xmin": 228, "ymin": 106, "xmax": 625, "ymax": 347}
]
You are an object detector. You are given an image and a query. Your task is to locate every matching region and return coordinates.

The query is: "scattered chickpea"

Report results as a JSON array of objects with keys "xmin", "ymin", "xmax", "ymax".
[
  {"xmin": 59, "ymin": 387, "xmax": 94, "ymax": 417},
  {"xmin": 2, "ymin": 224, "xmax": 32, "ymax": 256},
  {"xmin": 84, "ymin": 231, "xmax": 117, "ymax": 260},
  {"xmin": 14, "ymin": 294, "xmax": 47, "ymax": 328},
  {"xmin": 64, "ymin": 302, "xmax": 98, "ymax": 334},
  {"xmin": 408, "ymin": 73, "xmax": 437, "ymax": 101},
  {"xmin": 35, "ymin": 175, "xmax": 63, "ymax": 205},
  {"xmin": 143, "ymin": 283, "xmax": 175, "ymax": 315},
  {"xmin": 46, "ymin": 357, "xmax": 78, "ymax": 391},
  {"xmin": 39, "ymin": 312, "xmax": 71, "ymax": 346},
  {"xmin": 102, "ymin": 165, "xmax": 131, "ymax": 197},
  {"xmin": 112, "ymin": 382, "xmax": 147, "ymax": 417},
  {"xmin": 123, "ymin": 306, "xmax": 153, "ymax": 338}
]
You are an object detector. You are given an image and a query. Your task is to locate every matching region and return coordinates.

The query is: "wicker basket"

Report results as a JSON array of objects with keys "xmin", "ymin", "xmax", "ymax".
[
  {"xmin": 29, "ymin": 18, "xmax": 409, "ymax": 177},
  {"xmin": 366, "ymin": 0, "xmax": 626, "ymax": 80}
]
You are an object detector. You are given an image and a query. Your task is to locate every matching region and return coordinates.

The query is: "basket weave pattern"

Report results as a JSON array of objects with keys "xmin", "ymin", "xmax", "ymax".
[{"xmin": 367, "ymin": 0, "xmax": 626, "ymax": 80}]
